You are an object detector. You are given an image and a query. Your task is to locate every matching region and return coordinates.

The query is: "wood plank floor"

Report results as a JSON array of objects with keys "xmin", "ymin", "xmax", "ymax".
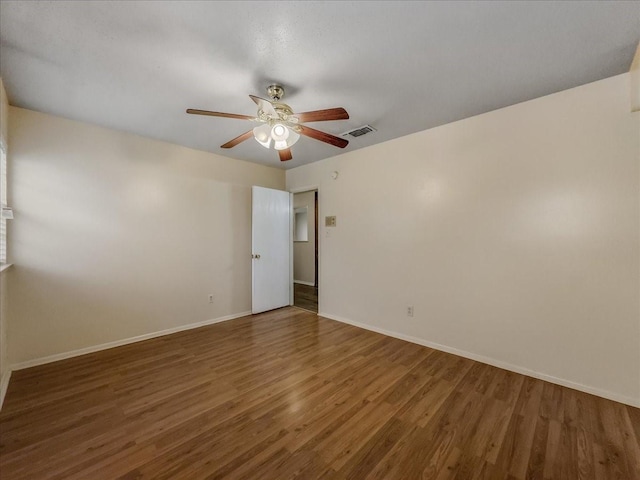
[{"xmin": 1, "ymin": 307, "xmax": 638, "ymax": 479}]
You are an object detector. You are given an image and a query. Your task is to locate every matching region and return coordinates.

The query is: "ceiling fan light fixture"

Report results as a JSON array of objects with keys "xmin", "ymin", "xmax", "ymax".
[
  {"xmin": 271, "ymin": 123, "xmax": 288, "ymax": 140},
  {"xmin": 273, "ymin": 140, "xmax": 288, "ymax": 150},
  {"xmin": 285, "ymin": 128, "xmax": 300, "ymax": 148},
  {"xmin": 260, "ymin": 123, "xmax": 300, "ymax": 150},
  {"xmin": 253, "ymin": 123, "xmax": 273, "ymax": 149},
  {"xmin": 273, "ymin": 127, "xmax": 300, "ymax": 150}
]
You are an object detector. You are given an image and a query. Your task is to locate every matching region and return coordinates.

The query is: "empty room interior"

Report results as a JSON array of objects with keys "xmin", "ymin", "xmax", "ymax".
[{"xmin": 0, "ymin": 1, "xmax": 639, "ymax": 479}]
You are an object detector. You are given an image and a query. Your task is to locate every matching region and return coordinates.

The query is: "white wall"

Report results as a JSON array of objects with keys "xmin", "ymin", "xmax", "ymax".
[
  {"xmin": 287, "ymin": 73, "xmax": 640, "ymax": 406},
  {"xmin": 293, "ymin": 190, "xmax": 316, "ymax": 285},
  {"xmin": 8, "ymin": 107, "xmax": 284, "ymax": 365}
]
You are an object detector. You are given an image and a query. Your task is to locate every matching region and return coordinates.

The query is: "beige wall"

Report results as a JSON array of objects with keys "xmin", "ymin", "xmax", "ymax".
[
  {"xmin": 0, "ymin": 269, "xmax": 7, "ymax": 378},
  {"xmin": 287, "ymin": 73, "xmax": 640, "ymax": 406},
  {"xmin": 0, "ymin": 78, "xmax": 8, "ymax": 145},
  {"xmin": 631, "ymin": 42, "xmax": 640, "ymax": 112},
  {"xmin": 0, "ymin": 78, "xmax": 9, "ymax": 397},
  {"xmin": 8, "ymin": 107, "xmax": 284, "ymax": 365},
  {"xmin": 293, "ymin": 190, "xmax": 316, "ymax": 285}
]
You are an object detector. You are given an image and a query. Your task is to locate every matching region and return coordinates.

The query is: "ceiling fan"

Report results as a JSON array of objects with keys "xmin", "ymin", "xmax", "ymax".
[{"xmin": 187, "ymin": 84, "xmax": 350, "ymax": 162}]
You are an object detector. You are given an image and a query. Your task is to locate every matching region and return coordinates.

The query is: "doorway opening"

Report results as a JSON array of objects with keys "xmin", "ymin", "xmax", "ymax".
[{"xmin": 293, "ymin": 189, "xmax": 318, "ymax": 313}]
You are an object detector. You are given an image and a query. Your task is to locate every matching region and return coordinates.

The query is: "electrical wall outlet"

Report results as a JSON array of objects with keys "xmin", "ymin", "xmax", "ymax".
[
  {"xmin": 407, "ymin": 305, "xmax": 414, "ymax": 317},
  {"xmin": 208, "ymin": 294, "xmax": 214, "ymax": 304}
]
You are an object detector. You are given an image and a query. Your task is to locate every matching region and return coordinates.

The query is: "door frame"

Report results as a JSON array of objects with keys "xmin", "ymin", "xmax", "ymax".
[{"xmin": 290, "ymin": 185, "xmax": 320, "ymax": 311}]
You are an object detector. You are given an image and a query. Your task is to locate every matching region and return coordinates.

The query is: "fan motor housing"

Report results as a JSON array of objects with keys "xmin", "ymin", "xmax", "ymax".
[
  {"xmin": 274, "ymin": 103, "xmax": 294, "ymax": 119},
  {"xmin": 267, "ymin": 84, "xmax": 285, "ymax": 101}
]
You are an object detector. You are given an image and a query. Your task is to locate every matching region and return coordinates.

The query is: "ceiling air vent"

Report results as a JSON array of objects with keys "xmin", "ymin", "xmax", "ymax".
[{"xmin": 342, "ymin": 125, "xmax": 376, "ymax": 138}]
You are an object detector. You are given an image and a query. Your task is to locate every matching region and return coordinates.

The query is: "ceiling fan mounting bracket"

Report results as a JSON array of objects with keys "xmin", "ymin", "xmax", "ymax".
[{"xmin": 267, "ymin": 84, "xmax": 285, "ymax": 101}]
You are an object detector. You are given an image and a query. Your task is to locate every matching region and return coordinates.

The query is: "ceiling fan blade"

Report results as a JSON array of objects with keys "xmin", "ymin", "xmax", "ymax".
[
  {"xmin": 298, "ymin": 125, "xmax": 349, "ymax": 149},
  {"xmin": 249, "ymin": 95, "xmax": 277, "ymax": 116},
  {"xmin": 221, "ymin": 130, "xmax": 254, "ymax": 149},
  {"xmin": 278, "ymin": 148, "xmax": 293, "ymax": 162},
  {"xmin": 296, "ymin": 107, "xmax": 349, "ymax": 123},
  {"xmin": 187, "ymin": 109, "xmax": 256, "ymax": 121}
]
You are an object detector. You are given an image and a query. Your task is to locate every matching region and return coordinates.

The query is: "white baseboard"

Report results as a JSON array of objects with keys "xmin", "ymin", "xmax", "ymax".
[
  {"xmin": 294, "ymin": 280, "xmax": 315, "ymax": 287},
  {"xmin": 0, "ymin": 369, "xmax": 11, "ymax": 411},
  {"xmin": 10, "ymin": 311, "xmax": 252, "ymax": 371},
  {"xmin": 319, "ymin": 311, "xmax": 640, "ymax": 408}
]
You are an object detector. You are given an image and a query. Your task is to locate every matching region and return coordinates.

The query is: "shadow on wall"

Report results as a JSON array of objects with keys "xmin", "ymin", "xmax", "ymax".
[{"xmin": 227, "ymin": 183, "xmax": 252, "ymax": 314}]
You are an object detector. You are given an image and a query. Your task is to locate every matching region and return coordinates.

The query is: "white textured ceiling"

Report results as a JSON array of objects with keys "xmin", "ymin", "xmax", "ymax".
[{"xmin": 1, "ymin": 1, "xmax": 638, "ymax": 169}]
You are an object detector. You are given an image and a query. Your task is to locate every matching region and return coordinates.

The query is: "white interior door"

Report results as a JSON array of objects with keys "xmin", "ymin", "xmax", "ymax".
[{"xmin": 252, "ymin": 186, "xmax": 291, "ymax": 314}]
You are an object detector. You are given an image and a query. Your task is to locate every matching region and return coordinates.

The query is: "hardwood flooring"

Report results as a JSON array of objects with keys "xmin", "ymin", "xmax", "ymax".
[
  {"xmin": 0, "ymin": 307, "xmax": 638, "ymax": 479},
  {"xmin": 294, "ymin": 283, "xmax": 318, "ymax": 313}
]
